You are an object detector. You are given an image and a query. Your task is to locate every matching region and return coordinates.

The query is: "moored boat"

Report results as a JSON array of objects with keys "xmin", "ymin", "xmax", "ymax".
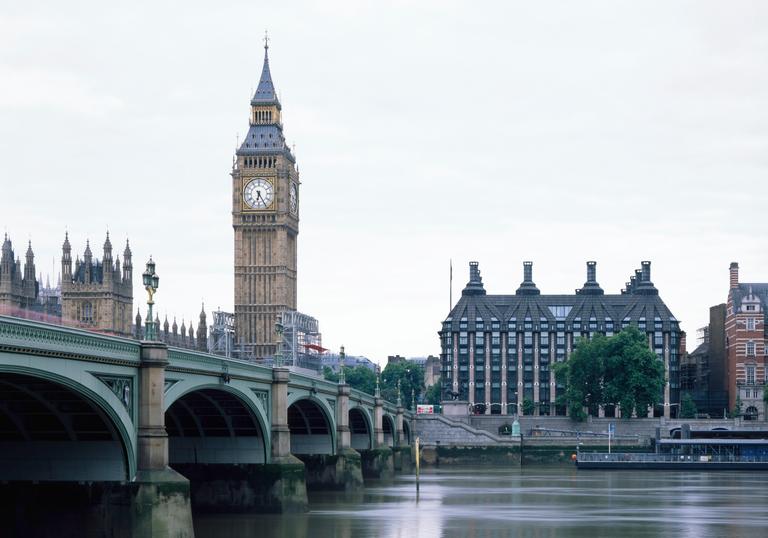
[{"xmin": 577, "ymin": 438, "xmax": 768, "ymax": 470}]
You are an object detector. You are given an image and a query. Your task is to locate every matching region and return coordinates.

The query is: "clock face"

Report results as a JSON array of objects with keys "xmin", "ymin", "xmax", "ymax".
[
  {"xmin": 289, "ymin": 183, "xmax": 298, "ymax": 215},
  {"xmin": 243, "ymin": 178, "xmax": 274, "ymax": 210}
]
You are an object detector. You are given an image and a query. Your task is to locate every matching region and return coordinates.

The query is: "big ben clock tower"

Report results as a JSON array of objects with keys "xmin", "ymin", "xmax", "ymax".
[{"xmin": 232, "ymin": 38, "xmax": 299, "ymax": 359}]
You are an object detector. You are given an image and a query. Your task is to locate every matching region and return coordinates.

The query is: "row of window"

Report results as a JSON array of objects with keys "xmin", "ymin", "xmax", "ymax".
[
  {"xmin": 76, "ymin": 301, "xmax": 94, "ymax": 323},
  {"xmin": 744, "ymin": 341, "xmax": 768, "ymax": 356},
  {"xmin": 253, "ymin": 110, "xmax": 274, "ymax": 123},
  {"xmin": 449, "ymin": 330, "xmax": 671, "ymax": 351},
  {"xmin": 745, "ymin": 365, "xmax": 767, "ymax": 385},
  {"xmin": 243, "ymin": 156, "xmax": 276, "ymax": 168},
  {"xmin": 447, "ymin": 315, "xmax": 674, "ymax": 333}
]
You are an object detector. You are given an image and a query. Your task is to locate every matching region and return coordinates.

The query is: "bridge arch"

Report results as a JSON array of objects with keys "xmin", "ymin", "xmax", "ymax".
[
  {"xmin": 0, "ymin": 365, "xmax": 135, "ymax": 481},
  {"xmin": 164, "ymin": 384, "xmax": 269, "ymax": 464},
  {"xmin": 402, "ymin": 419, "xmax": 412, "ymax": 445},
  {"xmin": 350, "ymin": 405, "xmax": 373, "ymax": 450},
  {"xmin": 287, "ymin": 396, "xmax": 336, "ymax": 455},
  {"xmin": 382, "ymin": 414, "xmax": 396, "ymax": 447}
]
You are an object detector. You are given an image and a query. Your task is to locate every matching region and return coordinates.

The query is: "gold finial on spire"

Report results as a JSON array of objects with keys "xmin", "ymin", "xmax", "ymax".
[{"xmin": 264, "ymin": 29, "xmax": 270, "ymax": 50}]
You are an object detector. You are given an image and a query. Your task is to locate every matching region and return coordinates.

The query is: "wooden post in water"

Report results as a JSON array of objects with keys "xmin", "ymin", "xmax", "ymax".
[{"xmin": 415, "ymin": 436, "xmax": 420, "ymax": 493}]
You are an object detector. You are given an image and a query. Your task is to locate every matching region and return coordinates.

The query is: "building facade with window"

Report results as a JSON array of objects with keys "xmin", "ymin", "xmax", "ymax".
[
  {"xmin": 439, "ymin": 260, "xmax": 684, "ymax": 418},
  {"xmin": 725, "ymin": 263, "xmax": 767, "ymax": 420},
  {"xmin": 61, "ymin": 233, "xmax": 134, "ymax": 336},
  {"xmin": 680, "ymin": 305, "xmax": 728, "ymax": 418}
]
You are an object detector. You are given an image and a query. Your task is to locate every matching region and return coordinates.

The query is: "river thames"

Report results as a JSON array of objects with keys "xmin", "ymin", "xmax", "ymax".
[{"xmin": 194, "ymin": 465, "xmax": 768, "ymax": 537}]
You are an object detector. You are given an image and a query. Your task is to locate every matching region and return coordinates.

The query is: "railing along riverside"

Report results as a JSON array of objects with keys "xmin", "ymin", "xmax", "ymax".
[
  {"xmin": 529, "ymin": 427, "xmax": 640, "ymax": 440},
  {"xmin": 578, "ymin": 452, "xmax": 768, "ymax": 463}
]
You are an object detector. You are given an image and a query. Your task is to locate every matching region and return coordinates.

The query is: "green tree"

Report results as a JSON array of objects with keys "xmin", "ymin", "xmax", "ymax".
[
  {"xmin": 730, "ymin": 395, "xmax": 743, "ymax": 418},
  {"xmin": 322, "ymin": 366, "xmax": 338, "ymax": 383},
  {"xmin": 680, "ymin": 392, "xmax": 697, "ymax": 419},
  {"xmin": 553, "ymin": 326, "xmax": 664, "ymax": 421},
  {"xmin": 602, "ymin": 326, "xmax": 665, "ymax": 417},
  {"xmin": 322, "ymin": 365, "xmax": 377, "ymax": 396},
  {"xmin": 522, "ymin": 398, "xmax": 535, "ymax": 416},
  {"xmin": 380, "ymin": 361, "xmax": 425, "ymax": 410},
  {"xmin": 425, "ymin": 381, "xmax": 442, "ymax": 405},
  {"xmin": 553, "ymin": 334, "xmax": 607, "ymax": 421}
]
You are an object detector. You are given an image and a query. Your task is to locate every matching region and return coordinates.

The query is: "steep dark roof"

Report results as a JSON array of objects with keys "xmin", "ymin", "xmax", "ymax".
[
  {"xmin": 732, "ymin": 283, "xmax": 768, "ymax": 308},
  {"xmin": 237, "ymin": 124, "xmax": 292, "ymax": 158},
  {"xmin": 251, "ymin": 45, "xmax": 280, "ymax": 107},
  {"xmin": 73, "ymin": 260, "xmax": 103, "ymax": 284},
  {"xmin": 443, "ymin": 261, "xmax": 679, "ymax": 333},
  {"xmin": 732, "ymin": 283, "xmax": 768, "ymax": 337}
]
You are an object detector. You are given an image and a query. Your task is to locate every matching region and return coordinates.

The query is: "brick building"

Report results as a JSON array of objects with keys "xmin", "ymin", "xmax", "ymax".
[{"xmin": 725, "ymin": 263, "xmax": 767, "ymax": 420}]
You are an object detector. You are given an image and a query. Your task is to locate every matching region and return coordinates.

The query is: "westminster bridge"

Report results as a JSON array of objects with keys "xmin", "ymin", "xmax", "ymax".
[{"xmin": 0, "ymin": 315, "xmax": 413, "ymax": 536}]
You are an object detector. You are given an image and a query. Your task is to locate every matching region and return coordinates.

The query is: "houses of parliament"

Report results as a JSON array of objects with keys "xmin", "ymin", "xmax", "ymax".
[
  {"xmin": 2, "ymin": 39, "xmax": 306, "ymax": 361},
  {"xmin": 0, "ymin": 232, "xmax": 134, "ymax": 336}
]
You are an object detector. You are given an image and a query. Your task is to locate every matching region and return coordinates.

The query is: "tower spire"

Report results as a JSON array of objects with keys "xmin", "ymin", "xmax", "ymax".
[{"xmin": 251, "ymin": 33, "xmax": 279, "ymax": 106}]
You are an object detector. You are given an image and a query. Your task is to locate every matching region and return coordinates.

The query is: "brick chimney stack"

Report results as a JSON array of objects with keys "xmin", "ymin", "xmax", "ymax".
[{"xmin": 730, "ymin": 262, "xmax": 739, "ymax": 290}]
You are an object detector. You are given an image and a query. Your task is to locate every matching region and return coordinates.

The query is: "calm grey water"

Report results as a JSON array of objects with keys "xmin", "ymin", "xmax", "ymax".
[{"xmin": 194, "ymin": 466, "xmax": 768, "ymax": 538}]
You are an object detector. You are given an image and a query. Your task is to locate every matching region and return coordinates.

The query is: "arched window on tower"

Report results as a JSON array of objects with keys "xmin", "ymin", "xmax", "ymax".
[{"xmin": 82, "ymin": 301, "xmax": 93, "ymax": 324}]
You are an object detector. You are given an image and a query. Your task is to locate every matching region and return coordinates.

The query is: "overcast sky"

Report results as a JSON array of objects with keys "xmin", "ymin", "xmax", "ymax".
[{"xmin": 2, "ymin": 1, "xmax": 767, "ymax": 363}]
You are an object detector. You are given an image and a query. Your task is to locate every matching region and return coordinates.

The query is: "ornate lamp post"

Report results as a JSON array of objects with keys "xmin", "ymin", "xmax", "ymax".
[
  {"xmin": 375, "ymin": 368, "xmax": 381, "ymax": 398},
  {"xmin": 339, "ymin": 345, "xmax": 346, "ymax": 385},
  {"xmin": 142, "ymin": 257, "xmax": 159, "ymax": 340},
  {"xmin": 274, "ymin": 315, "xmax": 284, "ymax": 367},
  {"xmin": 396, "ymin": 379, "xmax": 402, "ymax": 407}
]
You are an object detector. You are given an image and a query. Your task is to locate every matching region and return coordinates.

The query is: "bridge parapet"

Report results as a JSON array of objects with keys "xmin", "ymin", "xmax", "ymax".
[
  {"xmin": 167, "ymin": 346, "xmax": 273, "ymax": 384},
  {"xmin": 0, "ymin": 315, "xmax": 141, "ymax": 364}
]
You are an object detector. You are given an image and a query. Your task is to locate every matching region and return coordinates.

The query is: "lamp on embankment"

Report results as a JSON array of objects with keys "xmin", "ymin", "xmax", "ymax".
[
  {"xmin": 274, "ymin": 315, "xmax": 284, "ymax": 367},
  {"xmin": 142, "ymin": 257, "xmax": 159, "ymax": 340}
]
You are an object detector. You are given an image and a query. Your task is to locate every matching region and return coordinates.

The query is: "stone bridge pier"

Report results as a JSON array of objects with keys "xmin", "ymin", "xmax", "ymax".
[
  {"xmin": 361, "ymin": 392, "xmax": 396, "ymax": 479},
  {"xmin": 392, "ymin": 403, "xmax": 414, "ymax": 472},
  {"xmin": 298, "ymin": 382, "xmax": 364, "ymax": 492},
  {"xmin": 132, "ymin": 342, "xmax": 195, "ymax": 535},
  {"xmin": 172, "ymin": 366, "xmax": 308, "ymax": 515}
]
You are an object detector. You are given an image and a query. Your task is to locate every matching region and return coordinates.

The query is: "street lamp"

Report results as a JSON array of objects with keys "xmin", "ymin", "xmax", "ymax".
[
  {"xmin": 274, "ymin": 315, "xmax": 284, "ymax": 367},
  {"xmin": 396, "ymin": 379, "xmax": 402, "ymax": 407},
  {"xmin": 142, "ymin": 257, "xmax": 159, "ymax": 340},
  {"xmin": 339, "ymin": 345, "xmax": 346, "ymax": 385}
]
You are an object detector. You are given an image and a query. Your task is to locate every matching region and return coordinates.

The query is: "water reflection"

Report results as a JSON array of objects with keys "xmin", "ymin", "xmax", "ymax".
[{"xmin": 194, "ymin": 467, "xmax": 768, "ymax": 538}]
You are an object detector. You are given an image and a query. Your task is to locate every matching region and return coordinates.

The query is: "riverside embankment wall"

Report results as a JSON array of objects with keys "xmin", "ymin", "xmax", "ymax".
[
  {"xmin": 412, "ymin": 414, "xmax": 761, "ymax": 466},
  {"xmin": 464, "ymin": 416, "xmax": 767, "ymax": 439}
]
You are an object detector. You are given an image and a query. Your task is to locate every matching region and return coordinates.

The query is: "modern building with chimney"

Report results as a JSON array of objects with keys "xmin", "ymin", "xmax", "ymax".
[
  {"xmin": 440, "ymin": 261, "xmax": 684, "ymax": 418},
  {"xmin": 725, "ymin": 262, "xmax": 767, "ymax": 419}
]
